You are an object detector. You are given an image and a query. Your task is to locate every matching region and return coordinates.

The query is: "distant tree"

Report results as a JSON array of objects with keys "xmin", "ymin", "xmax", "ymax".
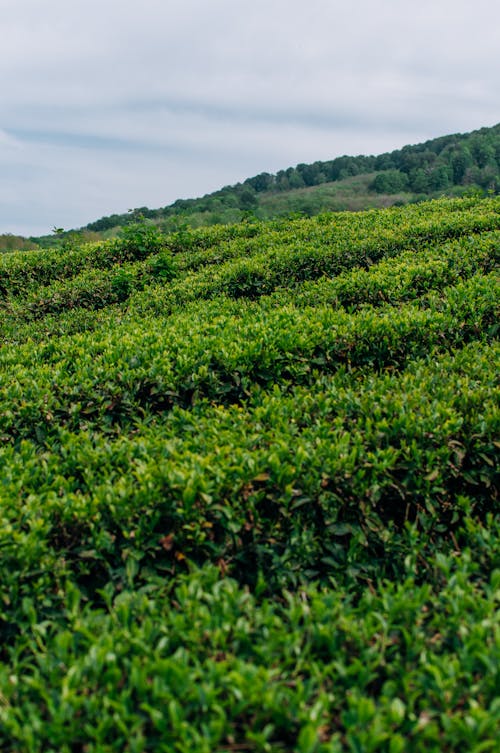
[
  {"xmin": 287, "ymin": 169, "xmax": 305, "ymax": 189},
  {"xmin": 296, "ymin": 164, "xmax": 317, "ymax": 186},
  {"xmin": 245, "ymin": 172, "xmax": 274, "ymax": 192},
  {"xmin": 370, "ymin": 170, "xmax": 409, "ymax": 193},
  {"xmin": 374, "ymin": 153, "xmax": 396, "ymax": 171},
  {"xmin": 451, "ymin": 148, "xmax": 473, "ymax": 183},
  {"xmin": 398, "ymin": 149, "xmax": 436, "ymax": 174},
  {"xmin": 476, "ymin": 165, "xmax": 498, "ymax": 190},
  {"xmin": 428, "ymin": 165, "xmax": 451, "ymax": 191},
  {"xmin": 409, "ymin": 169, "xmax": 431, "ymax": 193},
  {"xmin": 239, "ymin": 189, "xmax": 258, "ymax": 209},
  {"xmin": 464, "ymin": 165, "xmax": 500, "ymax": 191},
  {"xmin": 275, "ymin": 170, "xmax": 290, "ymax": 191},
  {"xmin": 470, "ymin": 138, "xmax": 496, "ymax": 168}
]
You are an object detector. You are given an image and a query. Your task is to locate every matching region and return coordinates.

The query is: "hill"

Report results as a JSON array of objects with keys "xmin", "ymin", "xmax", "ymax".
[
  {"xmin": 0, "ymin": 196, "xmax": 499, "ymax": 751},
  {"xmin": 17, "ymin": 121, "xmax": 500, "ymax": 249},
  {"xmin": 81, "ymin": 121, "xmax": 500, "ymax": 233}
]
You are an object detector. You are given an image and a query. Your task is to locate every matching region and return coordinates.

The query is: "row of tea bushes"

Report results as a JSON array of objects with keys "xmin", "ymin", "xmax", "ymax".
[
  {"xmin": 2, "ymin": 224, "xmax": 498, "ymax": 349},
  {"xmin": 0, "ymin": 223, "xmax": 169, "ymax": 298},
  {"xmin": 1, "ymin": 196, "xmax": 498, "ymax": 752},
  {"xmin": 1, "ymin": 196, "xmax": 498, "ymax": 303},
  {"xmin": 173, "ymin": 196, "xmax": 500, "ymax": 273},
  {"xmin": 2, "ymin": 226, "xmax": 496, "ymax": 341},
  {"xmin": 1, "ymin": 340, "xmax": 497, "ymax": 633},
  {"xmin": 3, "ymin": 211, "xmax": 497, "ymax": 330},
  {"xmin": 283, "ymin": 231, "xmax": 500, "ymax": 310},
  {"xmin": 1, "ymin": 523, "xmax": 499, "ymax": 752},
  {"xmin": 1, "ymin": 273, "xmax": 497, "ymax": 443},
  {"xmin": 130, "ymin": 218, "xmax": 500, "ymax": 315}
]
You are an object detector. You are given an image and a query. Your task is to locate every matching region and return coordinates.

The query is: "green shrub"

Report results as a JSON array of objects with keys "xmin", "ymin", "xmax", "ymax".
[
  {"xmin": 110, "ymin": 268, "xmax": 135, "ymax": 301},
  {"xmin": 0, "ymin": 196, "xmax": 498, "ymax": 752},
  {"xmin": 113, "ymin": 221, "xmax": 166, "ymax": 261},
  {"xmin": 147, "ymin": 250, "xmax": 176, "ymax": 281}
]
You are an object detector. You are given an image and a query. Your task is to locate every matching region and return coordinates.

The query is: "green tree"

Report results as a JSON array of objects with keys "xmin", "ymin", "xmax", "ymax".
[
  {"xmin": 370, "ymin": 170, "xmax": 409, "ymax": 194},
  {"xmin": 428, "ymin": 165, "xmax": 451, "ymax": 191},
  {"xmin": 409, "ymin": 169, "xmax": 430, "ymax": 193},
  {"xmin": 451, "ymin": 148, "xmax": 473, "ymax": 183},
  {"xmin": 239, "ymin": 189, "xmax": 258, "ymax": 209}
]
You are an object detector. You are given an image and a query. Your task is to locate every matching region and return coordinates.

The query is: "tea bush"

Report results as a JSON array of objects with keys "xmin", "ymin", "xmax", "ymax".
[{"xmin": 0, "ymin": 196, "xmax": 498, "ymax": 751}]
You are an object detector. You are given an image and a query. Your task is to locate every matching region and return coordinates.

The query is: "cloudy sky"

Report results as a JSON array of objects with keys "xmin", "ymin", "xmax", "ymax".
[{"xmin": 1, "ymin": 0, "xmax": 499, "ymax": 236}]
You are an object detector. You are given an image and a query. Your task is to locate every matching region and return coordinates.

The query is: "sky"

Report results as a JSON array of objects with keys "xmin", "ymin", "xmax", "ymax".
[{"xmin": 1, "ymin": 0, "xmax": 499, "ymax": 237}]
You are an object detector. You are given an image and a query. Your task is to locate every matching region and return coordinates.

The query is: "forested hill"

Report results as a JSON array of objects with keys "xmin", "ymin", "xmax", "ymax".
[{"xmin": 82, "ymin": 122, "xmax": 500, "ymax": 234}]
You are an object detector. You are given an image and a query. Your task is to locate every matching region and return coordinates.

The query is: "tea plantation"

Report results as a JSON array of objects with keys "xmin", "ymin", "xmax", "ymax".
[{"xmin": 0, "ymin": 197, "xmax": 499, "ymax": 752}]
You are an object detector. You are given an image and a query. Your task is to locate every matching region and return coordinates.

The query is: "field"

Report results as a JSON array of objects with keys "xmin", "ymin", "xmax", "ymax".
[{"xmin": 0, "ymin": 196, "xmax": 499, "ymax": 752}]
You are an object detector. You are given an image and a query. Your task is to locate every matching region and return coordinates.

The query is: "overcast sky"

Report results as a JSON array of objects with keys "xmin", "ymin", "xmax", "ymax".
[{"xmin": 1, "ymin": 0, "xmax": 499, "ymax": 236}]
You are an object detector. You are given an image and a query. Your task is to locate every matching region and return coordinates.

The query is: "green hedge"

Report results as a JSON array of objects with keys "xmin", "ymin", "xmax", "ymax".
[
  {"xmin": 1, "ymin": 532, "xmax": 499, "ymax": 753},
  {"xmin": 0, "ymin": 196, "xmax": 498, "ymax": 752}
]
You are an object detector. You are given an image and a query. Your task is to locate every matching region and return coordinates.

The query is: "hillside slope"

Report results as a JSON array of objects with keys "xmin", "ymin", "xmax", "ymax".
[
  {"xmin": 80, "ymin": 121, "xmax": 500, "ymax": 235},
  {"xmin": 1, "ymin": 196, "xmax": 499, "ymax": 752}
]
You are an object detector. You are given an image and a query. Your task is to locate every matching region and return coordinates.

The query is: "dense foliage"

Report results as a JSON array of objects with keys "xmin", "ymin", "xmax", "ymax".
[{"xmin": 1, "ymin": 196, "xmax": 499, "ymax": 751}]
